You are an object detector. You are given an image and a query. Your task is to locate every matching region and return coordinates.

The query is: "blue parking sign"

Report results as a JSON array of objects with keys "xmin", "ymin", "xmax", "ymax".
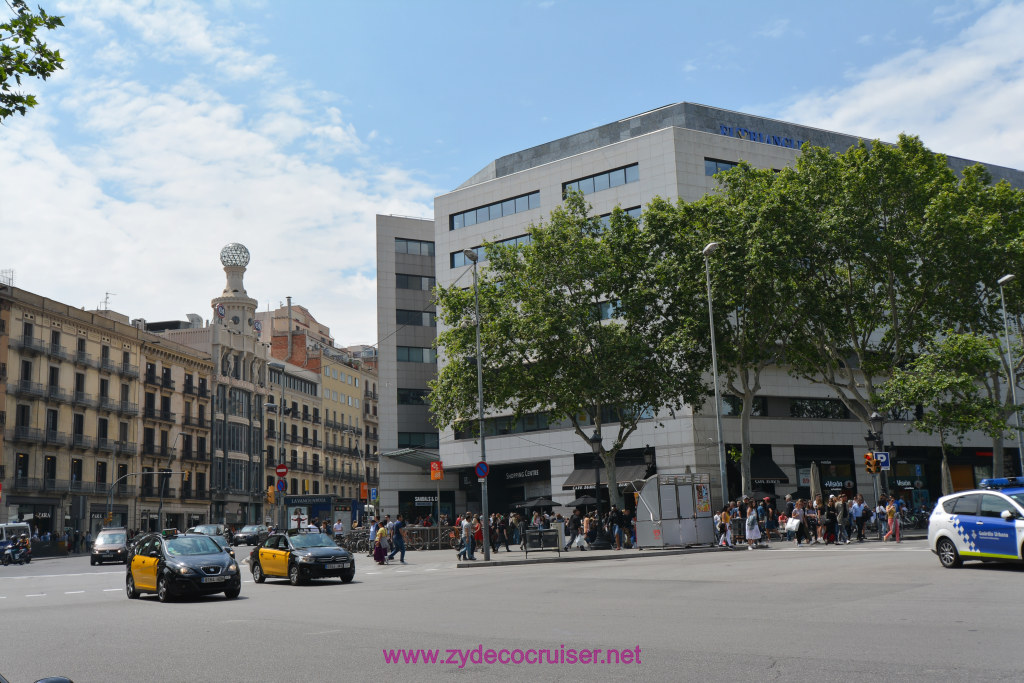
[
  {"xmin": 873, "ymin": 451, "xmax": 890, "ymax": 471},
  {"xmin": 370, "ymin": 487, "xmax": 378, "ymax": 500}
]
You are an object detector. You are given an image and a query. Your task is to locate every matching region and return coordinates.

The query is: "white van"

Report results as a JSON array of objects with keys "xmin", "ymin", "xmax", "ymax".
[{"xmin": 0, "ymin": 522, "xmax": 32, "ymax": 550}]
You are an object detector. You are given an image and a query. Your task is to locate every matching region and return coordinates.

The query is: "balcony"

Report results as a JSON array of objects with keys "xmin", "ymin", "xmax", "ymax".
[
  {"xmin": 47, "ymin": 343, "xmax": 69, "ymax": 362},
  {"xmin": 120, "ymin": 362, "xmax": 139, "ymax": 378},
  {"xmin": 72, "ymin": 391, "xmax": 97, "ymax": 409},
  {"xmin": 143, "ymin": 407, "xmax": 176, "ymax": 424},
  {"xmin": 96, "ymin": 438, "xmax": 117, "ymax": 453},
  {"xmin": 99, "ymin": 396, "xmax": 120, "ymax": 412},
  {"xmin": 70, "ymin": 434, "xmax": 95, "ymax": 450},
  {"xmin": 184, "ymin": 383, "xmax": 196, "ymax": 395},
  {"xmin": 119, "ymin": 401, "xmax": 139, "ymax": 416},
  {"xmin": 11, "ymin": 426, "xmax": 43, "ymax": 443},
  {"xmin": 46, "ymin": 385, "xmax": 71, "ymax": 403},
  {"xmin": 10, "ymin": 335, "xmax": 47, "ymax": 355},
  {"xmin": 312, "ymin": 439, "xmax": 323, "ymax": 448},
  {"xmin": 144, "ymin": 372, "xmax": 159, "ymax": 386},
  {"xmin": 183, "ymin": 415, "xmax": 208, "ymax": 428},
  {"xmin": 180, "ymin": 449, "xmax": 208, "ymax": 463},
  {"xmin": 11, "ymin": 380, "xmax": 45, "ymax": 398},
  {"xmin": 161, "ymin": 376, "xmax": 176, "ymax": 390},
  {"xmin": 73, "ymin": 350, "xmax": 97, "ymax": 368},
  {"xmin": 140, "ymin": 487, "xmax": 176, "ymax": 499},
  {"xmin": 100, "ymin": 357, "xmax": 119, "ymax": 373},
  {"xmin": 181, "ymin": 489, "xmax": 210, "ymax": 501},
  {"xmin": 117, "ymin": 442, "xmax": 138, "ymax": 457},
  {"xmin": 196, "ymin": 386, "xmax": 209, "ymax": 398},
  {"xmin": 312, "ymin": 414, "xmax": 322, "ymax": 425},
  {"xmin": 364, "ymin": 390, "xmax": 379, "ymax": 400},
  {"xmin": 141, "ymin": 444, "xmax": 177, "ymax": 460},
  {"xmin": 43, "ymin": 430, "xmax": 68, "ymax": 446}
]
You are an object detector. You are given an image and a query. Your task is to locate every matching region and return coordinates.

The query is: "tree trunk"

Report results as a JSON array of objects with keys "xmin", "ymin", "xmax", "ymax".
[
  {"xmin": 603, "ymin": 454, "xmax": 623, "ymax": 509},
  {"xmin": 740, "ymin": 391, "xmax": 753, "ymax": 496},
  {"xmin": 939, "ymin": 440, "xmax": 954, "ymax": 497}
]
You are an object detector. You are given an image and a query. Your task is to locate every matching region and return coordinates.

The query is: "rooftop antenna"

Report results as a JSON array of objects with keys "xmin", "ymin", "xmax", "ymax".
[
  {"xmin": 0, "ymin": 269, "xmax": 13, "ymax": 286},
  {"xmin": 101, "ymin": 292, "xmax": 116, "ymax": 310}
]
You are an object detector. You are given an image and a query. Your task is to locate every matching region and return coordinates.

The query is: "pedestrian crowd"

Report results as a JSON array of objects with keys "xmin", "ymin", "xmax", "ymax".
[{"xmin": 714, "ymin": 492, "xmax": 912, "ymax": 549}]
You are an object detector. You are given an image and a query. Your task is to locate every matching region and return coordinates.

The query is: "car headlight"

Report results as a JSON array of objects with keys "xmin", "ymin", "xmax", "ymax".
[
  {"xmin": 227, "ymin": 563, "xmax": 238, "ymax": 573},
  {"xmin": 298, "ymin": 554, "xmax": 316, "ymax": 563},
  {"xmin": 174, "ymin": 564, "xmax": 196, "ymax": 576}
]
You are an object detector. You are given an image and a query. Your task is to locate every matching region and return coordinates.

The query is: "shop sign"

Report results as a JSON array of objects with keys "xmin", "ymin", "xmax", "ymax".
[
  {"xmin": 718, "ymin": 124, "xmax": 806, "ymax": 149},
  {"xmin": 414, "ymin": 495, "xmax": 438, "ymax": 507}
]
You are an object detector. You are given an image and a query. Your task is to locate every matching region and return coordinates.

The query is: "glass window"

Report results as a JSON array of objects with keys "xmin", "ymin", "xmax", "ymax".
[
  {"xmin": 593, "ymin": 173, "xmax": 609, "ymax": 192},
  {"xmin": 608, "ymin": 168, "xmax": 626, "ymax": 187},
  {"xmin": 502, "ymin": 199, "xmax": 516, "ymax": 216},
  {"xmin": 476, "ymin": 208, "xmax": 489, "ymax": 224},
  {"xmin": 516, "ymin": 195, "xmax": 530, "ymax": 212},
  {"xmin": 463, "ymin": 210, "xmax": 476, "ymax": 227},
  {"xmin": 529, "ymin": 192, "xmax": 540, "ymax": 210},
  {"xmin": 578, "ymin": 177, "xmax": 595, "ymax": 194},
  {"xmin": 451, "ymin": 213, "xmax": 464, "ymax": 230},
  {"xmin": 564, "ymin": 181, "xmax": 578, "ymax": 194},
  {"xmin": 980, "ymin": 494, "xmax": 1012, "ymax": 518},
  {"xmin": 951, "ymin": 494, "xmax": 979, "ymax": 516},
  {"xmin": 625, "ymin": 165, "xmax": 639, "ymax": 183}
]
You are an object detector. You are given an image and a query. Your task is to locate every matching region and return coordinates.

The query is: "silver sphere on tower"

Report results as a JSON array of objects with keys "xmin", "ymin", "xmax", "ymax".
[{"xmin": 220, "ymin": 243, "xmax": 250, "ymax": 267}]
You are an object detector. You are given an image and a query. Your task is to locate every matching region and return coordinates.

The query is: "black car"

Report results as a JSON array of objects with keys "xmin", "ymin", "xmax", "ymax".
[
  {"xmin": 91, "ymin": 527, "xmax": 129, "ymax": 565},
  {"xmin": 186, "ymin": 523, "xmax": 232, "ymax": 544},
  {"xmin": 250, "ymin": 531, "xmax": 355, "ymax": 585},
  {"xmin": 126, "ymin": 532, "xmax": 241, "ymax": 602},
  {"xmin": 232, "ymin": 524, "xmax": 269, "ymax": 546},
  {"xmin": 209, "ymin": 534, "xmax": 235, "ymax": 559}
]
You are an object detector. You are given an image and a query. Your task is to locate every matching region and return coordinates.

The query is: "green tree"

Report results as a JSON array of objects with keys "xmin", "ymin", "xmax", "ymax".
[
  {"xmin": 784, "ymin": 135, "xmax": 961, "ymax": 432},
  {"xmin": 1, "ymin": 0, "xmax": 64, "ymax": 121},
  {"xmin": 880, "ymin": 333, "xmax": 1008, "ymax": 495},
  {"xmin": 430, "ymin": 191, "xmax": 711, "ymax": 507}
]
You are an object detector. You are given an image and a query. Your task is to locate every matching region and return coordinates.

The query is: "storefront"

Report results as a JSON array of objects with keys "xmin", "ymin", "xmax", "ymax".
[
  {"xmin": 397, "ymin": 490, "xmax": 456, "ymax": 524},
  {"xmin": 793, "ymin": 445, "xmax": 857, "ymax": 500},
  {"xmin": 889, "ymin": 446, "xmax": 1021, "ymax": 509},
  {"xmin": 5, "ymin": 497, "xmax": 59, "ymax": 534},
  {"xmin": 89, "ymin": 503, "xmax": 128, "ymax": 534},
  {"xmin": 561, "ymin": 449, "xmax": 654, "ymax": 514},
  {"xmin": 460, "ymin": 460, "xmax": 552, "ymax": 514},
  {"xmin": 283, "ymin": 494, "xmax": 335, "ymax": 529},
  {"xmin": 726, "ymin": 444, "xmax": 788, "ymax": 498}
]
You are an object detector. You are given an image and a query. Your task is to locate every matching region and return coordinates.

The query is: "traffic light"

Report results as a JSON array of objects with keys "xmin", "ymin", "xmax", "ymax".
[
  {"xmin": 864, "ymin": 452, "xmax": 874, "ymax": 472},
  {"xmin": 183, "ymin": 470, "xmax": 190, "ymax": 482},
  {"xmin": 266, "ymin": 485, "xmax": 275, "ymax": 504}
]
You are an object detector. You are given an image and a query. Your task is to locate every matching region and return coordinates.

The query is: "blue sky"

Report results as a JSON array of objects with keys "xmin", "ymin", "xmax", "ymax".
[{"xmin": 2, "ymin": 0, "xmax": 1023, "ymax": 345}]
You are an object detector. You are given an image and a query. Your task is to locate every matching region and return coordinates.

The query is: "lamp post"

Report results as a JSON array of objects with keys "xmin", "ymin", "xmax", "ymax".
[
  {"xmin": 156, "ymin": 431, "xmax": 184, "ymax": 531},
  {"xmin": 702, "ymin": 242, "xmax": 729, "ymax": 507},
  {"xmin": 998, "ymin": 274, "xmax": 1024, "ymax": 477},
  {"xmin": 463, "ymin": 249, "xmax": 490, "ymax": 561},
  {"xmin": 267, "ymin": 361, "xmax": 286, "ymax": 530}
]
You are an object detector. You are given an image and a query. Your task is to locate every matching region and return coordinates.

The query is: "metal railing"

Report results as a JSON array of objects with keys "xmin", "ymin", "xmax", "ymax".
[
  {"xmin": 11, "ymin": 380, "xmax": 45, "ymax": 398},
  {"xmin": 72, "ymin": 391, "xmax": 97, "ymax": 408},
  {"xmin": 10, "ymin": 336, "xmax": 47, "ymax": 354}
]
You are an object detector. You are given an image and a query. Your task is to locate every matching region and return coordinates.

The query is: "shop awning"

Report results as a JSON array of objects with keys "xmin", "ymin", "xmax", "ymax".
[
  {"xmin": 750, "ymin": 456, "xmax": 789, "ymax": 484},
  {"xmin": 381, "ymin": 448, "xmax": 439, "ymax": 470},
  {"xmin": 561, "ymin": 465, "xmax": 648, "ymax": 490}
]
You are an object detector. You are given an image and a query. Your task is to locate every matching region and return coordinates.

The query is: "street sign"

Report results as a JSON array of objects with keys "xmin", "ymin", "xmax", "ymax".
[
  {"xmin": 430, "ymin": 461, "xmax": 444, "ymax": 481},
  {"xmin": 475, "ymin": 461, "xmax": 490, "ymax": 478},
  {"xmin": 276, "ymin": 464, "xmax": 288, "ymax": 477},
  {"xmin": 276, "ymin": 479, "xmax": 286, "ymax": 492},
  {"xmin": 873, "ymin": 452, "xmax": 890, "ymax": 471},
  {"xmin": 370, "ymin": 487, "xmax": 378, "ymax": 500},
  {"xmin": 360, "ymin": 482, "xmax": 369, "ymax": 500}
]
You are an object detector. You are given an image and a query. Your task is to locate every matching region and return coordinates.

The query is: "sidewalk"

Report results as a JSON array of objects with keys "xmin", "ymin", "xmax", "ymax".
[{"xmin": 453, "ymin": 528, "xmax": 928, "ymax": 568}]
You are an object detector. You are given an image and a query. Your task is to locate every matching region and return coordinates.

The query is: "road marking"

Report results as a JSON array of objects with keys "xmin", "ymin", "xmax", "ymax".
[
  {"xmin": 103, "ymin": 588, "xmax": 121, "ymax": 592},
  {"xmin": 26, "ymin": 593, "xmax": 46, "ymax": 597},
  {"xmin": 425, "ymin": 568, "xmax": 439, "ymax": 571},
  {"xmin": 395, "ymin": 570, "xmax": 410, "ymax": 573},
  {"xmin": 365, "ymin": 571, "xmax": 380, "ymax": 575},
  {"xmin": 65, "ymin": 590, "xmax": 85, "ymax": 594}
]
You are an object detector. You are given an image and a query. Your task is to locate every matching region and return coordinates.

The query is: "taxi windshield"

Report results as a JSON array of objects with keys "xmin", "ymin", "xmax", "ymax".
[
  {"xmin": 291, "ymin": 533, "xmax": 336, "ymax": 549},
  {"xmin": 96, "ymin": 532, "xmax": 126, "ymax": 545},
  {"xmin": 165, "ymin": 536, "xmax": 221, "ymax": 556}
]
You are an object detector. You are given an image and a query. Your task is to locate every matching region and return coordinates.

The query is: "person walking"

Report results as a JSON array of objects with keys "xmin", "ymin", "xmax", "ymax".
[
  {"xmin": 388, "ymin": 513, "xmax": 407, "ymax": 563},
  {"xmin": 565, "ymin": 510, "xmax": 581, "ymax": 551},
  {"xmin": 373, "ymin": 523, "xmax": 389, "ymax": 565},
  {"xmin": 458, "ymin": 511, "xmax": 475, "ymax": 560},
  {"xmin": 884, "ymin": 497, "xmax": 901, "ymax": 542},
  {"xmin": 718, "ymin": 505, "xmax": 733, "ymax": 547},
  {"xmin": 744, "ymin": 503, "xmax": 761, "ymax": 550}
]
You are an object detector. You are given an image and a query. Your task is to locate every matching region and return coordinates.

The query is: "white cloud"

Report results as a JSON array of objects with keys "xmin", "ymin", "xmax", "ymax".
[
  {"xmin": 2, "ymin": 0, "xmax": 436, "ymax": 346},
  {"xmin": 757, "ymin": 19, "xmax": 791, "ymax": 39},
  {"xmin": 780, "ymin": 2, "xmax": 1024, "ymax": 171}
]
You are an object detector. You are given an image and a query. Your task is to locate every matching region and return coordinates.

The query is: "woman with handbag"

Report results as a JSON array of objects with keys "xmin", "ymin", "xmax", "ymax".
[
  {"xmin": 718, "ymin": 505, "xmax": 732, "ymax": 547},
  {"xmin": 744, "ymin": 503, "xmax": 761, "ymax": 550}
]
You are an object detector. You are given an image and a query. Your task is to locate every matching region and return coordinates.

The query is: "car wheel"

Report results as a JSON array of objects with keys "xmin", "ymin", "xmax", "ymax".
[
  {"xmin": 341, "ymin": 568, "xmax": 355, "ymax": 584},
  {"xmin": 224, "ymin": 585, "xmax": 240, "ymax": 599},
  {"xmin": 289, "ymin": 563, "xmax": 304, "ymax": 586},
  {"xmin": 252, "ymin": 561, "xmax": 266, "ymax": 583},
  {"xmin": 937, "ymin": 537, "xmax": 962, "ymax": 568},
  {"xmin": 126, "ymin": 574, "xmax": 139, "ymax": 599},
  {"xmin": 90, "ymin": 558, "xmax": 97, "ymax": 566},
  {"xmin": 157, "ymin": 575, "xmax": 171, "ymax": 602}
]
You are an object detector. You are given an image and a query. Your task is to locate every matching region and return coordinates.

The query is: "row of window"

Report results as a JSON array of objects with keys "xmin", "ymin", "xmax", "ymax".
[
  {"xmin": 397, "ymin": 388, "xmax": 430, "ymax": 405},
  {"xmin": 396, "ymin": 273, "xmax": 435, "ymax": 291},
  {"xmin": 397, "ymin": 309, "xmax": 436, "ymax": 327},
  {"xmin": 450, "ymin": 191, "xmax": 541, "ymax": 231},
  {"xmin": 704, "ymin": 158, "xmax": 738, "ymax": 176},
  {"xmin": 563, "ymin": 163, "xmax": 639, "ymax": 196},
  {"xmin": 397, "ymin": 346, "xmax": 437, "ymax": 363},
  {"xmin": 453, "ymin": 405, "xmax": 655, "ymax": 441},
  {"xmin": 395, "ymin": 238, "xmax": 435, "ymax": 256},
  {"xmin": 398, "ymin": 431, "xmax": 439, "ymax": 449},
  {"xmin": 322, "ymin": 364, "xmax": 360, "ymax": 387},
  {"xmin": 450, "ymin": 234, "xmax": 532, "ymax": 268}
]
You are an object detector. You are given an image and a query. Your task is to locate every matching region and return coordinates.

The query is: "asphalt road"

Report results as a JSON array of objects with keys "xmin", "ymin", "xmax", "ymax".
[{"xmin": 2, "ymin": 540, "xmax": 1022, "ymax": 683}]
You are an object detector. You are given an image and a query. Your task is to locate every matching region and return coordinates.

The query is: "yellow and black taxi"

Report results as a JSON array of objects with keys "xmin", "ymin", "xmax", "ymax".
[
  {"xmin": 126, "ymin": 530, "xmax": 241, "ymax": 601},
  {"xmin": 250, "ymin": 529, "xmax": 355, "ymax": 585},
  {"xmin": 929, "ymin": 477, "xmax": 1024, "ymax": 568}
]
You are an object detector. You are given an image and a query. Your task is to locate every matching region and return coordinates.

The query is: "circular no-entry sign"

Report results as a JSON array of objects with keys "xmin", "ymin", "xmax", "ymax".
[
  {"xmin": 276, "ymin": 464, "xmax": 288, "ymax": 477},
  {"xmin": 475, "ymin": 461, "xmax": 489, "ymax": 478}
]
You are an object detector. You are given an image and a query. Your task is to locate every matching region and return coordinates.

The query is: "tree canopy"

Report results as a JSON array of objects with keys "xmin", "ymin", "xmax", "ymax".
[
  {"xmin": 430, "ymin": 191, "xmax": 711, "ymax": 506},
  {"xmin": 1, "ymin": 0, "xmax": 64, "ymax": 121}
]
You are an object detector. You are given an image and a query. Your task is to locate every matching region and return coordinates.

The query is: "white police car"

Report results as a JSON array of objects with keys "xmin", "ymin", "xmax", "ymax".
[{"xmin": 928, "ymin": 478, "xmax": 1024, "ymax": 568}]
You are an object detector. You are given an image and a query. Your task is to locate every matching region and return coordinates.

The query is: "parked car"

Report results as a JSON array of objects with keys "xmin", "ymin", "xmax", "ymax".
[{"xmin": 232, "ymin": 524, "xmax": 269, "ymax": 546}]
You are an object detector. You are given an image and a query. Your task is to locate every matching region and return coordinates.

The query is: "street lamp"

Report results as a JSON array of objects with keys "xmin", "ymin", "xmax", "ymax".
[
  {"xmin": 463, "ymin": 249, "xmax": 490, "ymax": 560},
  {"xmin": 998, "ymin": 274, "xmax": 1024, "ymax": 476},
  {"xmin": 865, "ymin": 411, "xmax": 885, "ymax": 504},
  {"xmin": 702, "ymin": 241, "xmax": 729, "ymax": 507}
]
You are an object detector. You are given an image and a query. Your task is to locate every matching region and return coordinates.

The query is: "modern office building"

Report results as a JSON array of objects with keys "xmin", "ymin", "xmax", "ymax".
[{"xmin": 378, "ymin": 102, "xmax": 1024, "ymax": 517}]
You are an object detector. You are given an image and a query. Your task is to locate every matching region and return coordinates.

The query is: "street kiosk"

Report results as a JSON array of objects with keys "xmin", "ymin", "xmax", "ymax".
[{"xmin": 635, "ymin": 473, "xmax": 716, "ymax": 548}]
